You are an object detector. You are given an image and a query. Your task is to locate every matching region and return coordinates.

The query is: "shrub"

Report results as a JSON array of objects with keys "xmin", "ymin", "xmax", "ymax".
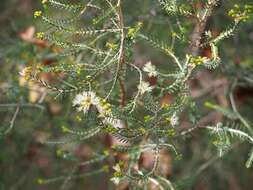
[{"xmin": 1, "ymin": 0, "xmax": 253, "ymax": 189}]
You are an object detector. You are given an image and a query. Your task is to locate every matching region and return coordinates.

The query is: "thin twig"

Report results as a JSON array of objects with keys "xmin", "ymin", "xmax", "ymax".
[
  {"xmin": 117, "ymin": 0, "xmax": 126, "ymax": 106},
  {"xmin": 1, "ymin": 106, "xmax": 20, "ymax": 135}
]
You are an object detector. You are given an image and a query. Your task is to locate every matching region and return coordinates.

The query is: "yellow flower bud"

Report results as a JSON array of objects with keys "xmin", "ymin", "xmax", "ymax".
[
  {"xmin": 42, "ymin": 0, "xmax": 48, "ymax": 4},
  {"xmin": 36, "ymin": 32, "xmax": 44, "ymax": 39},
  {"xmin": 34, "ymin": 11, "xmax": 42, "ymax": 18}
]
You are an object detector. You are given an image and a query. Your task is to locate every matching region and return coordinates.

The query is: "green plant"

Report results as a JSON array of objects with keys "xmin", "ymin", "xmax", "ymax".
[{"xmin": 2, "ymin": 0, "xmax": 253, "ymax": 189}]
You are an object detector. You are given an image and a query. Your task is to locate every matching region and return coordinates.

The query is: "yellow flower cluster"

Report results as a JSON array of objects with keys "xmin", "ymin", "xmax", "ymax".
[
  {"xmin": 127, "ymin": 22, "xmax": 143, "ymax": 39},
  {"xmin": 228, "ymin": 4, "xmax": 252, "ymax": 22},
  {"xmin": 191, "ymin": 56, "xmax": 209, "ymax": 65},
  {"xmin": 34, "ymin": 10, "xmax": 42, "ymax": 18},
  {"xmin": 111, "ymin": 161, "xmax": 125, "ymax": 185},
  {"xmin": 99, "ymin": 98, "xmax": 112, "ymax": 117},
  {"xmin": 106, "ymin": 42, "xmax": 118, "ymax": 51},
  {"xmin": 36, "ymin": 32, "xmax": 44, "ymax": 39},
  {"xmin": 19, "ymin": 66, "xmax": 33, "ymax": 80}
]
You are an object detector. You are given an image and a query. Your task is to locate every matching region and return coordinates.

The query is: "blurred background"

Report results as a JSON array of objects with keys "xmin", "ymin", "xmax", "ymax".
[{"xmin": 0, "ymin": 0, "xmax": 253, "ymax": 190}]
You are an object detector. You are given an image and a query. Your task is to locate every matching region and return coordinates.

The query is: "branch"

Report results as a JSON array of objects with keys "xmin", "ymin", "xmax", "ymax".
[
  {"xmin": 189, "ymin": 0, "xmax": 219, "ymax": 56},
  {"xmin": 117, "ymin": 0, "xmax": 126, "ymax": 106}
]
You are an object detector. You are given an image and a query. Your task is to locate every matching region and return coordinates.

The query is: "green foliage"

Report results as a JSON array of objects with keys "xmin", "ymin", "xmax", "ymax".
[
  {"xmin": 1, "ymin": 0, "xmax": 253, "ymax": 189},
  {"xmin": 20, "ymin": 0, "xmax": 253, "ymax": 188}
]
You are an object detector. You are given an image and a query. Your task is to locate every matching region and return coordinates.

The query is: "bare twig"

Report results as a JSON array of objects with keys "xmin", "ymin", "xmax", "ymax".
[
  {"xmin": 1, "ymin": 106, "xmax": 20, "ymax": 135},
  {"xmin": 117, "ymin": 0, "xmax": 126, "ymax": 106}
]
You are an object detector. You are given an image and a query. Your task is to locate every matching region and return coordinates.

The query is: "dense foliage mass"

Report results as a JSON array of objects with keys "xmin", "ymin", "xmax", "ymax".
[{"xmin": 1, "ymin": 0, "xmax": 253, "ymax": 189}]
